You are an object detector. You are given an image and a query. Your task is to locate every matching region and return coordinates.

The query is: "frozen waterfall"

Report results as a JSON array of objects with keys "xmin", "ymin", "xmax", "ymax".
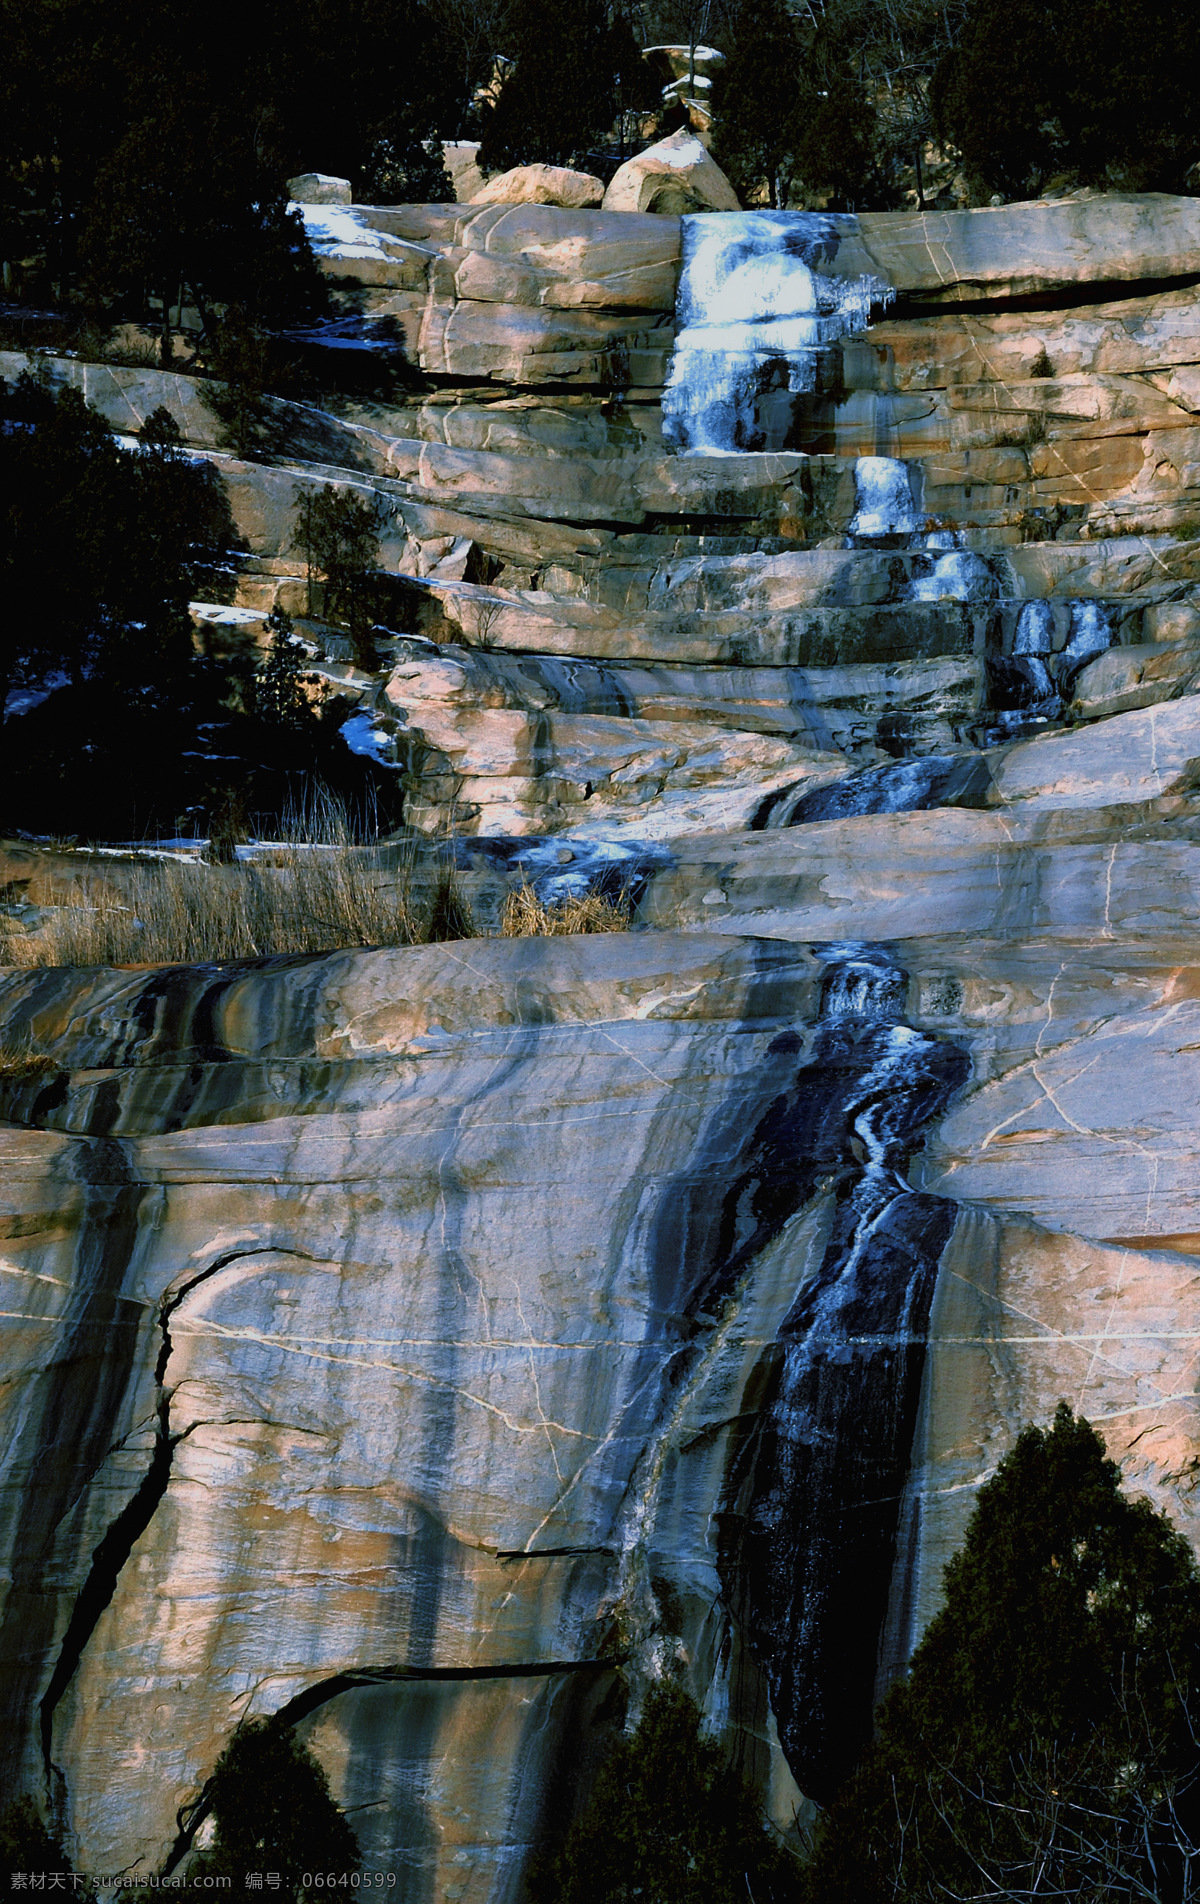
[
  {"xmin": 663, "ymin": 212, "xmax": 892, "ymax": 454},
  {"xmin": 848, "ymin": 455, "xmax": 923, "ymax": 539},
  {"xmin": 742, "ymin": 942, "xmax": 968, "ymax": 1802}
]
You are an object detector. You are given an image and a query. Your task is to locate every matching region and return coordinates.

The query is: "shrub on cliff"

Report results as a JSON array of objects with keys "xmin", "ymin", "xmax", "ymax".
[
  {"xmin": 0, "ymin": 378, "xmax": 393, "ymax": 840},
  {"xmin": 0, "ymin": 373, "xmax": 224, "ymax": 763},
  {"xmin": 800, "ymin": 1404, "xmax": 1200, "ymax": 1902},
  {"xmin": 530, "ymin": 1676, "xmax": 799, "ymax": 1904},
  {"xmin": 0, "ymin": 0, "xmax": 456, "ymax": 323},
  {"xmin": 0, "ymin": 1797, "xmax": 75, "ymax": 1881},
  {"xmin": 933, "ymin": 0, "xmax": 1200, "ymax": 199},
  {"xmin": 712, "ymin": 0, "xmax": 960, "ymax": 211},
  {"xmin": 294, "ymin": 483, "xmax": 393, "ymax": 670},
  {"xmin": 190, "ymin": 1717, "xmax": 359, "ymax": 1902}
]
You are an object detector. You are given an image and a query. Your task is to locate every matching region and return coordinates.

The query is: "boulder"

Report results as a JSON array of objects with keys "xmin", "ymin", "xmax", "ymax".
[
  {"xmin": 1144, "ymin": 599, "xmax": 1200, "ymax": 644},
  {"xmin": 286, "ymin": 172, "xmax": 352, "ymax": 205},
  {"xmin": 603, "ymin": 128, "xmax": 740, "ymax": 215},
  {"xmin": 442, "ymin": 140, "xmax": 486, "ymax": 202},
  {"xmin": 352, "ymin": 201, "xmax": 682, "ymax": 312},
  {"xmin": 416, "ymin": 298, "xmax": 672, "ymax": 386},
  {"xmin": 642, "ymin": 44, "xmax": 725, "ymax": 134},
  {"xmin": 1069, "ymin": 640, "xmax": 1200, "ymax": 718},
  {"xmin": 640, "ymin": 801, "xmax": 1200, "ymax": 945},
  {"xmin": 643, "ymin": 43, "xmax": 726, "ymax": 84},
  {"xmin": 469, "ymin": 163, "xmax": 605, "ymax": 209}
]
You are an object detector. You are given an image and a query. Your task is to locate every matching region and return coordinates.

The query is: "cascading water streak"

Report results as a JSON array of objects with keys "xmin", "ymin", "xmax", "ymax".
[
  {"xmin": 1012, "ymin": 599, "xmax": 1056, "ymax": 655},
  {"xmin": 742, "ymin": 944, "xmax": 968, "ymax": 1804},
  {"xmin": 1060, "ymin": 599, "xmax": 1114, "ymax": 692}
]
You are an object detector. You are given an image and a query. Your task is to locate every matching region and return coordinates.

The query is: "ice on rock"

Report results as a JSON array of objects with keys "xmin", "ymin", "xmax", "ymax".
[
  {"xmin": 290, "ymin": 201, "xmax": 390, "ymax": 262},
  {"xmin": 663, "ymin": 212, "xmax": 891, "ymax": 455},
  {"xmin": 765, "ymin": 753, "xmax": 991, "ymax": 827},
  {"xmin": 456, "ymin": 832, "xmax": 669, "ymax": 906},
  {"xmin": 1012, "ymin": 599, "xmax": 1056, "ymax": 655},
  {"xmin": 339, "ymin": 712, "xmax": 397, "ymax": 764},
  {"xmin": 746, "ymin": 941, "xmax": 969, "ymax": 1798},
  {"xmin": 818, "ymin": 945, "xmax": 908, "ymax": 1022},
  {"xmin": 1062, "ymin": 600, "xmax": 1113, "ymax": 673},
  {"xmin": 848, "ymin": 456, "xmax": 923, "ymax": 539},
  {"xmin": 1021, "ymin": 657, "xmax": 1057, "ymax": 701},
  {"xmin": 909, "ymin": 550, "xmax": 996, "ymax": 602}
]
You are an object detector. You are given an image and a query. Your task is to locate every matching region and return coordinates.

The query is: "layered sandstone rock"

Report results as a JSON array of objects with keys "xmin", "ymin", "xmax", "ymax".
[
  {"xmin": 7, "ymin": 192, "xmax": 1200, "ymax": 1899},
  {"xmin": 287, "ymin": 172, "xmax": 352, "ymax": 205},
  {"xmin": 443, "ymin": 142, "xmax": 486, "ymax": 202},
  {"xmin": 4, "ymin": 853, "xmax": 1199, "ymax": 1889}
]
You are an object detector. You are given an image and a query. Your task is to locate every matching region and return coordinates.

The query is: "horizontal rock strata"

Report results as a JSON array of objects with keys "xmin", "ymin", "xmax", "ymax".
[{"xmin": 6, "ymin": 189, "xmax": 1200, "ymax": 1898}]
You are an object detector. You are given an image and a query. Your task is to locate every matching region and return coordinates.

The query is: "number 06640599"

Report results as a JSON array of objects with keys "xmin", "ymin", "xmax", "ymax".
[{"xmin": 302, "ymin": 1875, "xmax": 396, "ymax": 1888}]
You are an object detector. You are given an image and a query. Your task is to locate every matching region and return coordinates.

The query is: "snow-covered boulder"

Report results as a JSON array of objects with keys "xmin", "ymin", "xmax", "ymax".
[
  {"xmin": 603, "ymin": 127, "xmax": 739, "ymax": 215},
  {"xmin": 287, "ymin": 172, "xmax": 352, "ymax": 205}
]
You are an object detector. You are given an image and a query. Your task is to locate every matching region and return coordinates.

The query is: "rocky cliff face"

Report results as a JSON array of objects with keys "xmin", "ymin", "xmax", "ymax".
[{"xmin": 4, "ymin": 193, "xmax": 1200, "ymax": 1896}]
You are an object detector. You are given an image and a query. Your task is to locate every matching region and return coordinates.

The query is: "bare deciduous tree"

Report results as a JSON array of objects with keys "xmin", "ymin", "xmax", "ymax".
[
  {"xmin": 892, "ymin": 1716, "xmax": 1200, "ymax": 1902},
  {"xmin": 425, "ymin": 0, "xmax": 517, "ymax": 130}
]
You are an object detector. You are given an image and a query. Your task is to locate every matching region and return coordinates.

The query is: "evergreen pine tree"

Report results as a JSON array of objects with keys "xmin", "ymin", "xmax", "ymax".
[
  {"xmin": 256, "ymin": 605, "xmax": 309, "ymax": 729},
  {"xmin": 708, "ymin": 0, "xmax": 811, "ymax": 210},
  {"xmin": 294, "ymin": 484, "xmax": 390, "ymax": 669},
  {"xmin": 293, "ymin": 0, "xmax": 458, "ymax": 201},
  {"xmin": 933, "ymin": 0, "xmax": 1200, "ymax": 201},
  {"xmin": 477, "ymin": 0, "xmax": 636, "ymax": 172},
  {"xmin": 199, "ymin": 313, "xmax": 283, "ymax": 463},
  {"xmin": 189, "ymin": 1716, "xmax": 359, "ymax": 1902},
  {"xmin": 531, "ymin": 1676, "xmax": 799, "ymax": 1904},
  {"xmin": 0, "ymin": 1796, "xmax": 74, "ymax": 1880},
  {"xmin": 800, "ymin": 1404, "xmax": 1200, "ymax": 1903},
  {"xmin": 0, "ymin": 370, "xmax": 232, "ymax": 836}
]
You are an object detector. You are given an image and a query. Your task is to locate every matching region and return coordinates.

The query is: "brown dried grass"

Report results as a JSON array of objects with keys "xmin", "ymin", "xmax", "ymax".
[
  {"xmin": 0, "ymin": 1038, "xmax": 55, "ymax": 1084},
  {"xmin": 0, "ymin": 796, "xmax": 480, "ymax": 969},
  {"xmin": 0, "ymin": 798, "xmax": 638, "ymax": 969},
  {"xmin": 0, "ymin": 855, "xmax": 422, "ymax": 967},
  {"xmin": 500, "ymin": 879, "xmax": 631, "ymax": 937}
]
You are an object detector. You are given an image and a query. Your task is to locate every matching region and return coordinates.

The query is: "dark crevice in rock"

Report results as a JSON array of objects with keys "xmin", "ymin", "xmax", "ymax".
[
  {"xmin": 0, "ymin": 1138, "xmax": 148, "ymax": 1804},
  {"xmin": 32, "ymin": 1247, "xmax": 305, "ymax": 1813},
  {"xmin": 36, "ymin": 1370, "xmax": 175, "ymax": 1779},
  {"xmin": 893, "ymin": 269, "xmax": 1200, "ymax": 319},
  {"xmin": 751, "ymin": 752, "xmax": 994, "ymax": 829},
  {"xmin": 497, "ymin": 1545, "xmax": 616, "ymax": 1561}
]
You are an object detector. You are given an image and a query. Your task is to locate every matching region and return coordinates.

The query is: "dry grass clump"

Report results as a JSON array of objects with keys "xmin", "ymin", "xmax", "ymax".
[
  {"xmin": 500, "ymin": 879, "xmax": 631, "ymax": 937},
  {"xmin": 0, "ymin": 1036, "xmax": 55, "ymax": 1084},
  {"xmin": 1, "ymin": 856, "xmax": 422, "ymax": 968},
  {"xmin": 0, "ymin": 797, "xmax": 481, "ymax": 969},
  {"xmin": 0, "ymin": 792, "xmax": 640, "ymax": 969}
]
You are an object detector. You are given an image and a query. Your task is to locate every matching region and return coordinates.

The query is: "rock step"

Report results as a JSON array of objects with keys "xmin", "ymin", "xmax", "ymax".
[
  {"xmin": 13, "ymin": 352, "xmax": 1200, "ymax": 556},
  {"xmin": 379, "ymin": 643, "xmax": 988, "ymax": 834},
  {"xmin": 637, "ymin": 697, "xmax": 1200, "ymax": 932}
]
